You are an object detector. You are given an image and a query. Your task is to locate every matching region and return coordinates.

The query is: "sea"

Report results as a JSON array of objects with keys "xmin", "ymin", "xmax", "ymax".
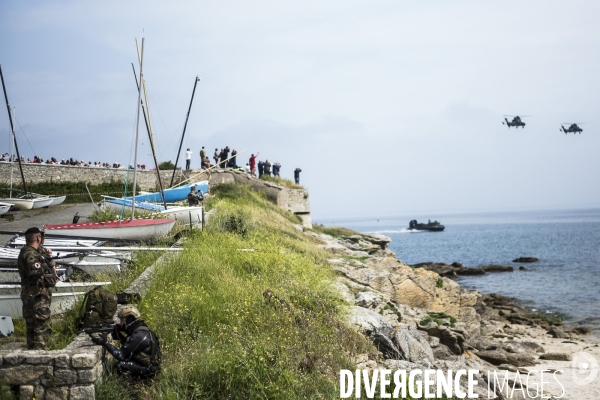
[{"xmin": 317, "ymin": 208, "xmax": 600, "ymax": 334}]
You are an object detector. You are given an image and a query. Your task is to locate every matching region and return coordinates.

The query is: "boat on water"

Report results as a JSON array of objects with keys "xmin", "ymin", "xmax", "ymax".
[
  {"xmin": 44, "ymin": 218, "xmax": 176, "ymax": 240},
  {"xmin": 0, "ymin": 202, "xmax": 11, "ymax": 216},
  {"xmin": 127, "ymin": 180, "xmax": 209, "ymax": 203},
  {"xmin": 408, "ymin": 219, "xmax": 445, "ymax": 232}
]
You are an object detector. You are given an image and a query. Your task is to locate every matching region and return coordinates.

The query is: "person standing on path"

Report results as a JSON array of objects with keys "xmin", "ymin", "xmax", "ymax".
[
  {"xmin": 249, "ymin": 152, "xmax": 259, "ymax": 176},
  {"xmin": 258, "ymin": 160, "xmax": 265, "ymax": 178},
  {"xmin": 200, "ymin": 146, "xmax": 206, "ymax": 164},
  {"xmin": 18, "ymin": 227, "xmax": 58, "ymax": 350},
  {"xmin": 229, "ymin": 149, "xmax": 237, "ymax": 168},
  {"xmin": 294, "ymin": 167, "xmax": 302, "ymax": 184},
  {"xmin": 185, "ymin": 148, "xmax": 193, "ymax": 170}
]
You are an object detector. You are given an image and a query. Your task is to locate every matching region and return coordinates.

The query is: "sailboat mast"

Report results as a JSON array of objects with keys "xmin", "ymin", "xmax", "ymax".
[
  {"xmin": 130, "ymin": 63, "xmax": 167, "ymax": 209},
  {"xmin": 170, "ymin": 76, "xmax": 200, "ymax": 187},
  {"xmin": 0, "ymin": 65, "xmax": 28, "ymax": 195},
  {"xmin": 131, "ymin": 38, "xmax": 145, "ymax": 219}
]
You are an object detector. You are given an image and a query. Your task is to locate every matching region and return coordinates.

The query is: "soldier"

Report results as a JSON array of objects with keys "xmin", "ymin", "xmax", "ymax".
[
  {"xmin": 90, "ymin": 306, "xmax": 161, "ymax": 378},
  {"xmin": 187, "ymin": 186, "xmax": 201, "ymax": 206},
  {"xmin": 17, "ymin": 227, "xmax": 59, "ymax": 350}
]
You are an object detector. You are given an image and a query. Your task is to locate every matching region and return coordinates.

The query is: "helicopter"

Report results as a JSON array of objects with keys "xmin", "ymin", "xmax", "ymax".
[
  {"xmin": 560, "ymin": 123, "xmax": 583, "ymax": 134},
  {"xmin": 502, "ymin": 115, "xmax": 529, "ymax": 128}
]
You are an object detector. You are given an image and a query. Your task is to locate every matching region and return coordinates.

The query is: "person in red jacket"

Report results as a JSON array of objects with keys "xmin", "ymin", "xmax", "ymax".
[{"xmin": 249, "ymin": 152, "xmax": 259, "ymax": 176}]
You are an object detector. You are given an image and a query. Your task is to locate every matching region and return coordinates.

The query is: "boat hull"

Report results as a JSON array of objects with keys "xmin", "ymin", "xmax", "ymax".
[
  {"xmin": 128, "ymin": 181, "xmax": 209, "ymax": 203},
  {"xmin": 31, "ymin": 197, "xmax": 54, "ymax": 208},
  {"xmin": 0, "ymin": 292, "xmax": 85, "ymax": 317},
  {"xmin": 44, "ymin": 218, "xmax": 176, "ymax": 240},
  {"xmin": 0, "ymin": 203, "xmax": 11, "ymax": 216},
  {"xmin": 0, "ymin": 198, "xmax": 34, "ymax": 210}
]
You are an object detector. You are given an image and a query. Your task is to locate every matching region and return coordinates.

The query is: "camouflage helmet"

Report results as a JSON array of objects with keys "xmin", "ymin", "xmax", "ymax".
[{"xmin": 118, "ymin": 305, "xmax": 141, "ymax": 320}]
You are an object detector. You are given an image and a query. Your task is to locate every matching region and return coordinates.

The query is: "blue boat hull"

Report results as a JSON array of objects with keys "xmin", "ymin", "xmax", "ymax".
[{"xmin": 126, "ymin": 181, "xmax": 209, "ymax": 203}]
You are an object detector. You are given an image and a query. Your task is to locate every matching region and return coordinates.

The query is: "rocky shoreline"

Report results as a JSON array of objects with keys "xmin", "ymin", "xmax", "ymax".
[{"xmin": 306, "ymin": 230, "xmax": 599, "ymax": 399}]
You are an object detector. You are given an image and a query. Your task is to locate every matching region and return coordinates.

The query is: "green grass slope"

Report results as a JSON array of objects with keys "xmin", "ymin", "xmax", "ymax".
[{"xmin": 97, "ymin": 184, "xmax": 371, "ymax": 399}]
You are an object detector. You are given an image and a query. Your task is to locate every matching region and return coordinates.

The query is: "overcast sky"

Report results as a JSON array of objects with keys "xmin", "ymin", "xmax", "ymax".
[{"xmin": 1, "ymin": 1, "xmax": 599, "ymax": 219}]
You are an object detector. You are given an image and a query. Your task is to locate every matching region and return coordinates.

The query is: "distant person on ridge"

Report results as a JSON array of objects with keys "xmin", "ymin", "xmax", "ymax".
[
  {"xmin": 199, "ymin": 146, "xmax": 206, "ymax": 163},
  {"xmin": 213, "ymin": 148, "xmax": 220, "ymax": 166},
  {"xmin": 294, "ymin": 167, "xmax": 302, "ymax": 184},
  {"xmin": 229, "ymin": 149, "xmax": 237, "ymax": 168},
  {"xmin": 185, "ymin": 148, "xmax": 192, "ymax": 170},
  {"xmin": 249, "ymin": 152, "xmax": 259, "ymax": 176},
  {"xmin": 264, "ymin": 160, "xmax": 271, "ymax": 177},
  {"xmin": 273, "ymin": 162, "xmax": 281, "ymax": 177},
  {"xmin": 244, "ymin": 163, "xmax": 251, "ymax": 174},
  {"xmin": 258, "ymin": 160, "xmax": 265, "ymax": 178}
]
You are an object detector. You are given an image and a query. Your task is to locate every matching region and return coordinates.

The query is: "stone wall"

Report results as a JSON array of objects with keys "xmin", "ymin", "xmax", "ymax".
[
  {"xmin": 0, "ymin": 336, "xmax": 101, "ymax": 400},
  {"xmin": 0, "ymin": 161, "xmax": 177, "ymax": 192},
  {"xmin": 0, "ymin": 162, "xmax": 312, "ymax": 228}
]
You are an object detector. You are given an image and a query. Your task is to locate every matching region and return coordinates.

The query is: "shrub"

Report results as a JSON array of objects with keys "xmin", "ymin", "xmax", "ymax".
[{"xmin": 158, "ymin": 161, "xmax": 177, "ymax": 170}]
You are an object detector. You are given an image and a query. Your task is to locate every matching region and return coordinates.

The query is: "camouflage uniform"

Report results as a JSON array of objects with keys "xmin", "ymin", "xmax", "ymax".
[
  {"xmin": 17, "ymin": 245, "xmax": 58, "ymax": 350},
  {"xmin": 187, "ymin": 191, "xmax": 200, "ymax": 206}
]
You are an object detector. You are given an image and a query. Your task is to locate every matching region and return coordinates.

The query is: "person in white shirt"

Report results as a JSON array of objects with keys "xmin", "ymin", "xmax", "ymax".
[
  {"xmin": 185, "ymin": 148, "xmax": 193, "ymax": 170},
  {"xmin": 244, "ymin": 163, "xmax": 251, "ymax": 174}
]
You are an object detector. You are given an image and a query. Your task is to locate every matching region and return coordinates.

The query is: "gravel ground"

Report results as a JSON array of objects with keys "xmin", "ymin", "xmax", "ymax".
[{"xmin": 0, "ymin": 203, "xmax": 97, "ymax": 245}]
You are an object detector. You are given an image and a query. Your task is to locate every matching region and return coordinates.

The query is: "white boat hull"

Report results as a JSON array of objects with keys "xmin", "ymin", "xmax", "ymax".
[
  {"xmin": 0, "ymin": 198, "xmax": 34, "ymax": 210},
  {"xmin": 50, "ymin": 196, "xmax": 67, "ymax": 206},
  {"xmin": 44, "ymin": 219, "xmax": 176, "ymax": 240},
  {"xmin": 104, "ymin": 201, "xmax": 204, "ymax": 225},
  {"xmin": 31, "ymin": 197, "xmax": 54, "ymax": 208},
  {"xmin": 0, "ymin": 203, "xmax": 11, "ymax": 216},
  {"xmin": 0, "ymin": 292, "xmax": 86, "ymax": 318}
]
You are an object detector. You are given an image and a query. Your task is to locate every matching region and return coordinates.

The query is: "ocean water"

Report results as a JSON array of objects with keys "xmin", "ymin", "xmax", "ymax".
[{"xmin": 317, "ymin": 208, "xmax": 600, "ymax": 331}]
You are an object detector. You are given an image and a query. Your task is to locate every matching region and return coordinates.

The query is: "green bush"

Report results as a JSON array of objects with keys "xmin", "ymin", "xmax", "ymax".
[{"xmin": 158, "ymin": 161, "xmax": 177, "ymax": 170}]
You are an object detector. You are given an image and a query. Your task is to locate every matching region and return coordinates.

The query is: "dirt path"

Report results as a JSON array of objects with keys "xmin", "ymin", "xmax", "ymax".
[{"xmin": 0, "ymin": 203, "xmax": 96, "ymax": 245}]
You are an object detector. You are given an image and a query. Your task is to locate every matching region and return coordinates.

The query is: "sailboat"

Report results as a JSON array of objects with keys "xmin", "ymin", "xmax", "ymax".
[
  {"xmin": 100, "ymin": 42, "xmax": 207, "ymax": 225},
  {"xmin": 42, "ymin": 39, "xmax": 176, "ymax": 240}
]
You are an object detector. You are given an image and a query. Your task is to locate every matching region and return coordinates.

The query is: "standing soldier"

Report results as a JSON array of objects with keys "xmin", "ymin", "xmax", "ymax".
[
  {"xmin": 17, "ymin": 227, "xmax": 59, "ymax": 350},
  {"xmin": 199, "ymin": 146, "xmax": 206, "ymax": 163}
]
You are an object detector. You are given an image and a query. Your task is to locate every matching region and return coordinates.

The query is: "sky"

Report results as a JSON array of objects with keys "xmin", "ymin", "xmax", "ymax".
[{"xmin": 1, "ymin": 1, "xmax": 599, "ymax": 219}]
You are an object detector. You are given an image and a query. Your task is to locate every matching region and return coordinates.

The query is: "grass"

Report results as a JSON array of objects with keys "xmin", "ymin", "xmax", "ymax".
[
  {"xmin": 259, "ymin": 175, "xmax": 303, "ymax": 189},
  {"xmin": 95, "ymin": 184, "xmax": 377, "ymax": 399},
  {"xmin": 419, "ymin": 312, "xmax": 457, "ymax": 328},
  {"xmin": 311, "ymin": 224, "xmax": 360, "ymax": 238}
]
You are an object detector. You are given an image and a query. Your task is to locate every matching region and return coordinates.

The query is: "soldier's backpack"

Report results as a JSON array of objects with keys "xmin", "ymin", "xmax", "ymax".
[{"xmin": 77, "ymin": 286, "xmax": 118, "ymax": 329}]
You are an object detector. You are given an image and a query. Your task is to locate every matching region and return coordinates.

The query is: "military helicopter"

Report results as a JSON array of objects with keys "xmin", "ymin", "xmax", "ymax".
[
  {"xmin": 560, "ymin": 123, "xmax": 583, "ymax": 134},
  {"xmin": 502, "ymin": 115, "xmax": 529, "ymax": 128}
]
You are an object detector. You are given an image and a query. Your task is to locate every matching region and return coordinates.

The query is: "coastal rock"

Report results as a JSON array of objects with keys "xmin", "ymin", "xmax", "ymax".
[
  {"xmin": 348, "ymin": 306, "xmax": 395, "ymax": 334},
  {"xmin": 419, "ymin": 323, "xmax": 467, "ymax": 355},
  {"xmin": 360, "ymin": 234, "xmax": 391, "ymax": 249},
  {"xmin": 354, "ymin": 291, "xmax": 382, "ymax": 309},
  {"xmin": 547, "ymin": 327, "xmax": 570, "ymax": 339},
  {"xmin": 513, "ymin": 257, "xmax": 538, "ymax": 263},
  {"xmin": 393, "ymin": 325, "xmax": 434, "ymax": 363},
  {"xmin": 481, "ymin": 265, "xmax": 514, "ymax": 273},
  {"xmin": 539, "ymin": 352, "xmax": 572, "ymax": 361}
]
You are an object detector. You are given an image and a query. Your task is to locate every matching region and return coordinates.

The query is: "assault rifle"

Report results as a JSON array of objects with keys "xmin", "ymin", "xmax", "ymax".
[
  {"xmin": 82, "ymin": 320, "xmax": 115, "ymax": 337},
  {"xmin": 83, "ymin": 320, "xmax": 115, "ymax": 366}
]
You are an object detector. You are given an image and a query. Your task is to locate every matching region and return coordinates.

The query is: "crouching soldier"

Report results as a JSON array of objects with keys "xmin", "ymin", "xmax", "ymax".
[{"xmin": 90, "ymin": 306, "xmax": 161, "ymax": 378}]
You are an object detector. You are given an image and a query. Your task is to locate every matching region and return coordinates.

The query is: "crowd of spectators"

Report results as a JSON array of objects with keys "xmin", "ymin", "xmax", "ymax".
[{"xmin": 0, "ymin": 153, "xmax": 147, "ymax": 170}]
